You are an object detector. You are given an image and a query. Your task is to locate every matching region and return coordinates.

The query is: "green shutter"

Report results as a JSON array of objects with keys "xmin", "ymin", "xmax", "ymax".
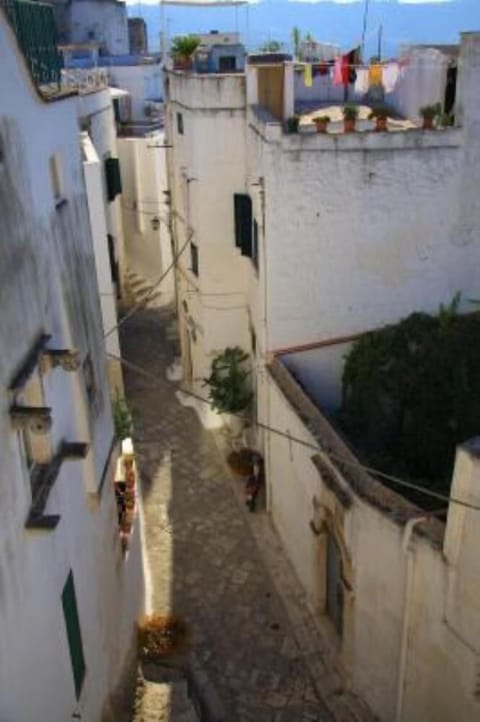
[
  {"xmin": 233, "ymin": 194, "xmax": 253, "ymax": 256},
  {"xmin": 105, "ymin": 158, "xmax": 122, "ymax": 202},
  {"xmin": 62, "ymin": 570, "xmax": 86, "ymax": 699}
]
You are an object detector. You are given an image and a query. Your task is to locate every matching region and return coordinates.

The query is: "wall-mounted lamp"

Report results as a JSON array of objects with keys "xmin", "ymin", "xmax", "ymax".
[{"xmin": 151, "ymin": 216, "xmax": 160, "ymax": 231}]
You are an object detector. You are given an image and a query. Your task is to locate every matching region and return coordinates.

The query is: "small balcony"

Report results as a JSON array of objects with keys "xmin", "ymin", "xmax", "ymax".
[{"xmin": 3, "ymin": 0, "xmax": 63, "ymax": 95}]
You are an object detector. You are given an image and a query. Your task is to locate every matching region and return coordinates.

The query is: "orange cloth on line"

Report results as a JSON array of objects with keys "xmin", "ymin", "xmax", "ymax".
[{"xmin": 369, "ymin": 63, "xmax": 383, "ymax": 86}]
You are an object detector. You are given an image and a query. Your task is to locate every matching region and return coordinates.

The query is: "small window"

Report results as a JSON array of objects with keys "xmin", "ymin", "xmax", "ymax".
[
  {"xmin": 219, "ymin": 56, "xmax": 236, "ymax": 72},
  {"xmin": 252, "ymin": 218, "xmax": 259, "ymax": 270},
  {"xmin": 250, "ymin": 325, "xmax": 257, "ymax": 356},
  {"xmin": 104, "ymin": 157, "xmax": 122, "ymax": 202},
  {"xmin": 62, "ymin": 570, "xmax": 86, "ymax": 699},
  {"xmin": 233, "ymin": 194, "xmax": 253, "ymax": 257},
  {"xmin": 83, "ymin": 355, "xmax": 96, "ymax": 407},
  {"xmin": 190, "ymin": 242, "xmax": 199, "ymax": 277},
  {"xmin": 177, "ymin": 112, "xmax": 184, "ymax": 135},
  {"xmin": 49, "ymin": 153, "xmax": 66, "ymax": 207}
]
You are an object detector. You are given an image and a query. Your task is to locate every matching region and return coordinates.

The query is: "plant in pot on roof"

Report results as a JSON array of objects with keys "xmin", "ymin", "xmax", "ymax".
[
  {"xmin": 312, "ymin": 115, "xmax": 330, "ymax": 133},
  {"xmin": 342, "ymin": 104, "xmax": 359, "ymax": 133},
  {"xmin": 368, "ymin": 107, "xmax": 389, "ymax": 132},
  {"xmin": 419, "ymin": 102, "xmax": 441, "ymax": 130},
  {"xmin": 203, "ymin": 346, "xmax": 253, "ymax": 435},
  {"xmin": 285, "ymin": 115, "xmax": 300, "ymax": 134},
  {"xmin": 171, "ymin": 35, "xmax": 200, "ymax": 70}
]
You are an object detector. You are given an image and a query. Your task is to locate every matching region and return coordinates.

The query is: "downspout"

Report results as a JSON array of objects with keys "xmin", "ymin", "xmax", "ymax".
[{"xmin": 395, "ymin": 515, "xmax": 427, "ymax": 722}]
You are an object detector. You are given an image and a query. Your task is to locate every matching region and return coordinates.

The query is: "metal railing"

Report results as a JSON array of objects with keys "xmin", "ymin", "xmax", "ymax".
[
  {"xmin": 61, "ymin": 67, "xmax": 109, "ymax": 93},
  {"xmin": 2, "ymin": 0, "xmax": 62, "ymax": 88}
]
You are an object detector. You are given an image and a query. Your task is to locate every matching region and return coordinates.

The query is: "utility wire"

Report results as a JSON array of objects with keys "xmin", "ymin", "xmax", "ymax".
[{"xmin": 108, "ymin": 351, "xmax": 480, "ymax": 513}]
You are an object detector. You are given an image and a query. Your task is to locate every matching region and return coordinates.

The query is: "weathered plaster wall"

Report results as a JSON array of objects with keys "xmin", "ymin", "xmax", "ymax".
[
  {"xmin": 0, "ymin": 14, "xmax": 143, "ymax": 722},
  {"xmin": 249, "ymin": 113, "xmax": 480, "ymax": 353}
]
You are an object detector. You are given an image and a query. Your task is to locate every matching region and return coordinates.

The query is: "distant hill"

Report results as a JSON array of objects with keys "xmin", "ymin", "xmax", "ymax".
[{"xmin": 129, "ymin": 0, "xmax": 480, "ymax": 59}]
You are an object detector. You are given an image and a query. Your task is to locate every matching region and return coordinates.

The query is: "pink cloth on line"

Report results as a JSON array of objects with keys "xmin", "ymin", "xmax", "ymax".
[{"xmin": 333, "ymin": 57, "xmax": 343, "ymax": 86}]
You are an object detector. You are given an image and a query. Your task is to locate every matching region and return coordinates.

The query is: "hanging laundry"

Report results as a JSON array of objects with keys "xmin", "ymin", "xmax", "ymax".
[
  {"xmin": 318, "ymin": 61, "xmax": 329, "ymax": 76},
  {"xmin": 354, "ymin": 67, "xmax": 369, "ymax": 94},
  {"xmin": 346, "ymin": 47, "xmax": 360, "ymax": 84},
  {"xmin": 303, "ymin": 63, "xmax": 313, "ymax": 88},
  {"xmin": 369, "ymin": 63, "xmax": 383, "ymax": 87},
  {"xmin": 333, "ymin": 57, "xmax": 343, "ymax": 86},
  {"xmin": 341, "ymin": 55, "xmax": 350, "ymax": 85},
  {"xmin": 382, "ymin": 62, "xmax": 399, "ymax": 93}
]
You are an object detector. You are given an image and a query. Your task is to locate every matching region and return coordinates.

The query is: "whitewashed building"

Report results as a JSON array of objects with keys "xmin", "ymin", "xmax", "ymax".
[
  {"xmin": 166, "ymin": 29, "xmax": 480, "ymax": 720},
  {"xmin": 0, "ymin": 6, "xmax": 144, "ymax": 721}
]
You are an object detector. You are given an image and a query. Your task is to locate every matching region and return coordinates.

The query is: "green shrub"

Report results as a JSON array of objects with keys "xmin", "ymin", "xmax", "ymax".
[
  {"xmin": 339, "ymin": 300, "xmax": 480, "ymax": 502},
  {"xmin": 112, "ymin": 393, "xmax": 134, "ymax": 440},
  {"xmin": 203, "ymin": 347, "xmax": 253, "ymax": 414}
]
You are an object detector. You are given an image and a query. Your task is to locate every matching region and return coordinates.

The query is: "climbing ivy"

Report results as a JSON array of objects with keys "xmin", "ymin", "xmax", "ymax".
[{"xmin": 339, "ymin": 306, "xmax": 480, "ymax": 504}]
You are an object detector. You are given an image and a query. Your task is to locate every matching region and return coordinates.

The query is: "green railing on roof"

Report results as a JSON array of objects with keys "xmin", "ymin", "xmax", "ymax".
[{"xmin": 3, "ymin": 0, "xmax": 62, "ymax": 88}]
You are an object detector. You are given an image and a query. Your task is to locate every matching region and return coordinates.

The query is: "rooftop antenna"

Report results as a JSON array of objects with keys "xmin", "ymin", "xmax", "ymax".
[{"xmin": 361, "ymin": 0, "xmax": 370, "ymax": 60}]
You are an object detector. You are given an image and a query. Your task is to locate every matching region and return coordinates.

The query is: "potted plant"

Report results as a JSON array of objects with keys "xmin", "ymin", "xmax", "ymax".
[
  {"xmin": 342, "ymin": 104, "xmax": 359, "ymax": 133},
  {"xmin": 203, "ymin": 347, "xmax": 253, "ymax": 434},
  {"xmin": 227, "ymin": 448, "xmax": 258, "ymax": 477},
  {"xmin": 171, "ymin": 35, "xmax": 200, "ymax": 70},
  {"xmin": 368, "ymin": 107, "xmax": 388, "ymax": 132},
  {"xmin": 285, "ymin": 115, "xmax": 300, "ymax": 134},
  {"xmin": 419, "ymin": 102, "xmax": 441, "ymax": 130},
  {"xmin": 312, "ymin": 115, "xmax": 330, "ymax": 133}
]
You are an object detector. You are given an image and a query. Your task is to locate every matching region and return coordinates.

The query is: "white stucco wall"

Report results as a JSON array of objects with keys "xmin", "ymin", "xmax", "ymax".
[
  {"xmin": 117, "ymin": 130, "xmax": 174, "ymax": 303},
  {"xmin": 388, "ymin": 48, "xmax": 449, "ymax": 120},
  {"xmin": 0, "ymin": 14, "xmax": 143, "ymax": 721},
  {"xmin": 70, "ymin": 0, "xmax": 129, "ymax": 56},
  {"xmin": 247, "ymin": 109, "xmax": 479, "ymax": 355},
  {"xmin": 266, "ymin": 361, "xmax": 480, "ymax": 722},
  {"xmin": 167, "ymin": 71, "xmax": 251, "ymax": 424},
  {"xmin": 109, "ymin": 63, "xmax": 164, "ymax": 121}
]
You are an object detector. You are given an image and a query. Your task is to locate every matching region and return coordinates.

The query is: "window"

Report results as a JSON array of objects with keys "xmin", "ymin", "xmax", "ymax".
[
  {"xmin": 49, "ymin": 153, "xmax": 66, "ymax": 207},
  {"xmin": 83, "ymin": 355, "xmax": 96, "ymax": 407},
  {"xmin": 104, "ymin": 157, "xmax": 122, "ymax": 202},
  {"xmin": 250, "ymin": 325, "xmax": 257, "ymax": 356},
  {"xmin": 107, "ymin": 234, "xmax": 119, "ymax": 287},
  {"xmin": 219, "ymin": 56, "xmax": 236, "ymax": 72},
  {"xmin": 177, "ymin": 112, "xmax": 184, "ymax": 135},
  {"xmin": 62, "ymin": 570, "xmax": 86, "ymax": 699},
  {"xmin": 233, "ymin": 193, "xmax": 253, "ymax": 257},
  {"xmin": 252, "ymin": 218, "xmax": 259, "ymax": 270},
  {"xmin": 326, "ymin": 532, "xmax": 344, "ymax": 636},
  {"xmin": 190, "ymin": 242, "xmax": 199, "ymax": 277}
]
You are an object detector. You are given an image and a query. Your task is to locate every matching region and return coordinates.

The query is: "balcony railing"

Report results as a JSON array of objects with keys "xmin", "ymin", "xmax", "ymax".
[{"xmin": 3, "ymin": 0, "xmax": 62, "ymax": 89}]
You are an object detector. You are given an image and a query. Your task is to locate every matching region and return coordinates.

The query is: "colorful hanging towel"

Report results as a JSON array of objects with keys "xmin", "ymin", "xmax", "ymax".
[
  {"xmin": 369, "ymin": 63, "xmax": 383, "ymax": 87},
  {"xmin": 354, "ymin": 67, "xmax": 369, "ymax": 94},
  {"xmin": 333, "ymin": 57, "xmax": 343, "ymax": 86},
  {"xmin": 382, "ymin": 62, "xmax": 399, "ymax": 93},
  {"xmin": 303, "ymin": 63, "xmax": 313, "ymax": 88}
]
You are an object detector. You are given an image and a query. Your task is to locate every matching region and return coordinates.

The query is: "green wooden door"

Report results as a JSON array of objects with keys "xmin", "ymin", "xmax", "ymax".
[{"xmin": 62, "ymin": 570, "xmax": 86, "ymax": 699}]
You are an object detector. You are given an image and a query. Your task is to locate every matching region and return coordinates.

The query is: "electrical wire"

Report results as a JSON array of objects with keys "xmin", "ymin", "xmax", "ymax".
[
  {"xmin": 107, "ymin": 350, "xmax": 480, "ymax": 513},
  {"xmin": 103, "ymin": 236, "xmax": 190, "ymax": 340}
]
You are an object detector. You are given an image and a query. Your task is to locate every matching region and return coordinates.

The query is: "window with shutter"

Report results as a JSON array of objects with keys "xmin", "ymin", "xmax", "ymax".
[
  {"xmin": 104, "ymin": 157, "xmax": 122, "ymax": 202},
  {"xmin": 62, "ymin": 570, "xmax": 86, "ymax": 699},
  {"xmin": 233, "ymin": 193, "xmax": 253, "ymax": 257},
  {"xmin": 252, "ymin": 218, "xmax": 259, "ymax": 269}
]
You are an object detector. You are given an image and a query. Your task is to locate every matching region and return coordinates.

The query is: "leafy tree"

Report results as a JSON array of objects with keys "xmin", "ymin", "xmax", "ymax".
[
  {"xmin": 203, "ymin": 347, "xmax": 253, "ymax": 414},
  {"xmin": 260, "ymin": 40, "xmax": 282, "ymax": 53},
  {"xmin": 291, "ymin": 26, "xmax": 301, "ymax": 58},
  {"xmin": 339, "ymin": 300, "xmax": 480, "ymax": 503}
]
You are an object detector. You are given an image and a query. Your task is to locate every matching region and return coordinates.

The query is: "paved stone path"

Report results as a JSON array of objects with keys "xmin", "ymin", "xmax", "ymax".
[{"xmin": 122, "ymin": 310, "xmax": 373, "ymax": 722}]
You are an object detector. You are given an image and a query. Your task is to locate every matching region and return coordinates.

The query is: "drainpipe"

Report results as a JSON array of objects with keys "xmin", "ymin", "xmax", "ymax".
[{"xmin": 395, "ymin": 514, "xmax": 427, "ymax": 722}]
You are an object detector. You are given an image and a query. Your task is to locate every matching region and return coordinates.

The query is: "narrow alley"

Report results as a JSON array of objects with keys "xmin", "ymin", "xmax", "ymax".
[{"xmin": 121, "ymin": 309, "xmax": 370, "ymax": 722}]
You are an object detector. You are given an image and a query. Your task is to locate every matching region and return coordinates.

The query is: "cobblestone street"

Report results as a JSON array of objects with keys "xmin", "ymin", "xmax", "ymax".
[{"xmin": 122, "ymin": 310, "xmax": 372, "ymax": 722}]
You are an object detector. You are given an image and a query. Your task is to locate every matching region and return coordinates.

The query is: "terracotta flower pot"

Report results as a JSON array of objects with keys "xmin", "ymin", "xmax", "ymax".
[
  {"xmin": 344, "ymin": 119, "xmax": 356, "ymax": 133},
  {"xmin": 422, "ymin": 116, "xmax": 434, "ymax": 130},
  {"xmin": 375, "ymin": 117, "xmax": 388, "ymax": 132},
  {"xmin": 125, "ymin": 468, "xmax": 136, "ymax": 489},
  {"xmin": 314, "ymin": 119, "xmax": 328, "ymax": 134},
  {"xmin": 173, "ymin": 56, "xmax": 193, "ymax": 71}
]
